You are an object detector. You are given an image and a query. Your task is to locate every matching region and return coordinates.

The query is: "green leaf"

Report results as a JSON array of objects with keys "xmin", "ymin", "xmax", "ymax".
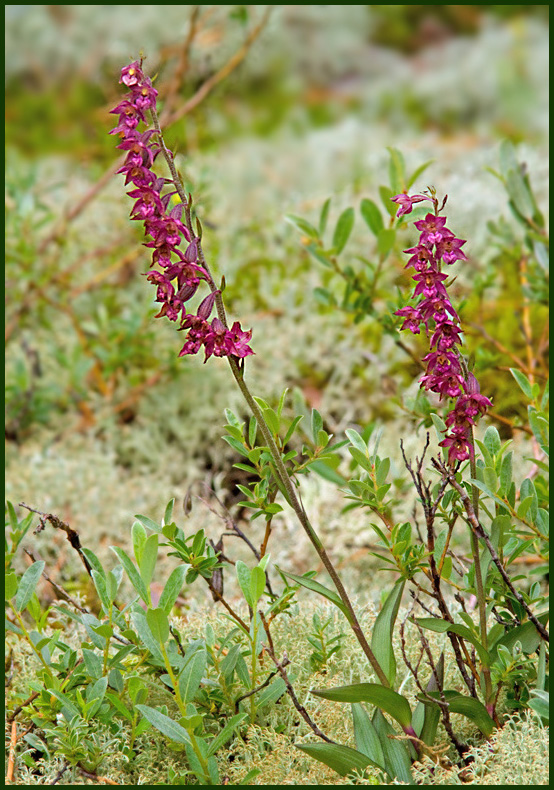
[
  {"xmin": 372, "ymin": 708, "xmax": 413, "ymax": 782},
  {"xmin": 319, "ymin": 197, "xmax": 332, "ymax": 236},
  {"xmin": 351, "ymin": 703, "xmax": 385, "ymax": 770},
  {"xmin": 179, "ymin": 649, "xmax": 206, "ymax": 704},
  {"xmin": 134, "ymin": 513, "xmax": 161, "ymax": 533},
  {"xmin": 276, "ymin": 568, "xmax": 351, "ymax": 622},
  {"xmin": 490, "ymin": 613, "xmax": 549, "ymax": 658},
  {"xmin": 345, "ymin": 428, "xmax": 367, "ymax": 454},
  {"xmin": 506, "ymin": 168, "xmax": 535, "ymax": 219},
  {"xmin": 311, "ymin": 408, "xmax": 323, "ymax": 444},
  {"xmin": 146, "ymin": 607, "xmax": 169, "ymax": 645},
  {"xmin": 235, "ymin": 560, "xmax": 253, "ymax": 608},
  {"xmin": 483, "ymin": 426, "xmax": 501, "ymax": 457},
  {"xmin": 158, "ymin": 565, "xmax": 188, "ymax": 613},
  {"xmin": 468, "ymin": 479, "xmax": 511, "ymax": 514},
  {"xmin": 5, "ymin": 572, "xmax": 18, "ymax": 601},
  {"xmin": 311, "ymin": 684, "xmax": 412, "ymax": 730},
  {"xmin": 360, "ymin": 198, "xmax": 384, "ymax": 237},
  {"xmin": 406, "ymin": 159, "xmax": 435, "ymax": 190},
  {"xmin": 332, "ymin": 207, "xmax": 355, "ymax": 254},
  {"xmin": 206, "ymin": 713, "xmax": 248, "ymax": 758},
  {"xmin": 528, "ymin": 689, "xmax": 549, "ymax": 721},
  {"xmin": 377, "ymin": 228, "xmax": 395, "ymax": 259},
  {"xmin": 250, "ymin": 566, "xmax": 266, "ymax": 606},
  {"xmin": 136, "ymin": 704, "xmax": 192, "ymax": 746},
  {"xmin": 371, "ymin": 580, "xmax": 405, "ymax": 687},
  {"xmin": 14, "ymin": 561, "xmax": 44, "ymax": 613},
  {"xmin": 422, "ymin": 691, "xmax": 495, "ymax": 736},
  {"xmin": 110, "ymin": 546, "xmax": 149, "ymax": 604},
  {"xmin": 415, "ymin": 618, "xmax": 490, "ymax": 667},
  {"xmin": 163, "ymin": 499, "xmax": 175, "ymax": 526},
  {"xmin": 387, "ymin": 147, "xmax": 406, "ymax": 194},
  {"xmin": 284, "ymin": 213, "xmax": 319, "ymax": 239},
  {"xmin": 308, "ymin": 459, "xmax": 345, "ymax": 485},
  {"xmin": 140, "ymin": 533, "xmax": 159, "ymax": 588},
  {"xmin": 91, "ymin": 570, "xmax": 110, "ymax": 611},
  {"xmin": 411, "ymin": 653, "xmax": 444, "ymax": 745},
  {"xmin": 256, "ymin": 677, "xmax": 287, "ymax": 709},
  {"xmin": 296, "ymin": 742, "xmax": 375, "ymax": 777},
  {"xmin": 510, "ymin": 368, "xmax": 534, "ymax": 400},
  {"xmin": 132, "ymin": 520, "xmax": 147, "ymax": 566}
]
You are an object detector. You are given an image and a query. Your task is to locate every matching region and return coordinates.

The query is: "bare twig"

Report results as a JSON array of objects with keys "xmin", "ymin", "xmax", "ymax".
[
  {"xmin": 6, "ymin": 720, "xmax": 17, "ymax": 784},
  {"xmin": 260, "ymin": 614, "xmax": 335, "ymax": 744},
  {"xmin": 19, "ymin": 503, "xmax": 93, "ymax": 577},
  {"xmin": 163, "ymin": 7, "xmax": 273, "ymax": 128}
]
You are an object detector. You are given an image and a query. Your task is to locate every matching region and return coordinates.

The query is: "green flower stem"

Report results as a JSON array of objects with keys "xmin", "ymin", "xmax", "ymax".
[
  {"xmin": 250, "ymin": 614, "xmax": 259, "ymax": 723},
  {"xmin": 152, "ymin": 109, "xmax": 389, "ymax": 688},
  {"xmin": 228, "ymin": 358, "xmax": 390, "ymax": 687},
  {"xmin": 159, "ymin": 641, "xmax": 186, "ymax": 717},
  {"xmin": 468, "ymin": 430, "xmax": 493, "ymax": 707}
]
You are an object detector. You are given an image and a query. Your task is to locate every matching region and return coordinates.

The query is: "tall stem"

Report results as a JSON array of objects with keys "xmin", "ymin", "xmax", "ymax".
[
  {"xmin": 151, "ymin": 109, "xmax": 389, "ymax": 687},
  {"xmin": 468, "ymin": 430, "xmax": 493, "ymax": 706}
]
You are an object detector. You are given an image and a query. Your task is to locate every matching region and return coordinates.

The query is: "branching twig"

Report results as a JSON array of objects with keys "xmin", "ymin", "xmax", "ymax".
[{"xmin": 432, "ymin": 457, "xmax": 549, "ymax": 643}]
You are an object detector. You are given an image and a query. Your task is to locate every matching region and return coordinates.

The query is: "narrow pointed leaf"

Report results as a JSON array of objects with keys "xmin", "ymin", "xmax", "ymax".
[
  {"xmin": 372, "ymin": 708, "xmax": 413, "ymax": 783},
  {"xmin": 311, "ymin": 684, "xmax": 412, "ymax": 730},
  {"xmin": 418, "ymin": 691, "xmax": 495, "ymax": 736},
  {"xmin": 206, "ymin": 713, "xmax": 248, "ymax": 758},
  {"xmin": 276, "ymin": 568, "xmax": 351, "ymax": 622},
  {"xmin": 296, "ymin": 742, "xmax": 374, "ymax": 777},
  {"xmin": 372, "ymin": 579, "xmax": 405, "ymax": 686},
  {"xmin": 415, "ymin": 617, "xmax": 491, "ymax": 667},
  {"xmin": 136, "ymin": 704, "xmax": 192, "ymax": 746},
  {"xmin": 158, "ymin": 564, "xmax": 189, "ymax": 613},
  {"xmin": 14, "ymin": 561, "xmax": 45, "ymax": 613},
  {"xmin": 351, "ymin": 703, "xmax": 385, "ymax": 770}
]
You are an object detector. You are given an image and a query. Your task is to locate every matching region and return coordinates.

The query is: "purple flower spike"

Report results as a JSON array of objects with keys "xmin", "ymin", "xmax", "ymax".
[
  {"xmin": 111, "ymin": 59, "xmax": 254, "ymax": 363},
  {"xmin": 395, "ymin": 191, "xmax": 490, "ymax": 462}
]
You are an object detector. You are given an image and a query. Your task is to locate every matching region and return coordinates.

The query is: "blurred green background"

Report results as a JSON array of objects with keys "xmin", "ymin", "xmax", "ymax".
[{"xmin": 5, "ymin": 5, "xmax": 549, "ymax": 585}]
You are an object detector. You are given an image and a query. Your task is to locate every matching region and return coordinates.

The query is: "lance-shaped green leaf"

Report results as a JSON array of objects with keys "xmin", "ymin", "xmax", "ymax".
[
  {"xmin": 311, "ymin": 684, "xmax": 412, "ymax": 730},
  {"xmin": 146, "ymin": 607, "xmax": 169, "ymax": 646},
  {"xmin": 351, "ymin": 703, "xmax": 386, "ymax": 770},
  {"xmin": 14, "ymin": 561, "xmax": 45, "ymax": 613},
  {"xmin": 332, "ymin": 207, "xmax": 355, "ymax": 254},
  {"xmin": 158, "ymin": 564, "xmax": 189, "ymax": 613},
  {"xmin": 250, "ymin": 566, "xmax": 266, "ymax": 606},
  {"xmin": 418, "ymin": 691, "xmax": 495, "ymax": 736},
  {"xmin": 371, "ymin": 708, "xmax": 413, "ymax": 782},
  {"xmin": 179, "ymin": 648, "xmax": 206, "ymax": 704},
  {"xmin": 372, "ymin": 579, "xmax": 405, "ymax": 687},
  {"xmin": 296, "ymin": 742, "xmax": 375, "ymax": 777},
  {"xmin": 411, "ymin": 653, "xmax": 444, "ymax": 746},
  {"xmin": 276, "ymin": 568, "xmax": 351, "ymax": 622},
  {"xmin": 206, "ymin": 713, "xmax": 248, "ymax": 758},
  {"xmin": 139, "ymin": 533, "xmax": 159, "ymax": 588},
  {"xmin": 110, "ymin": 546, "xmax": 149, "ymax": 604},
  {"xmin": 528, "ymin": 689, "xmax": 549, "ymax": 721},
  {"xmin": 360, "ymin": 198, "xmax": 384, "ymax": 237},
  {"xmin": 415, "ymin": 617, "xmax": 491, "ymax": 667},
  {"xmin": 235, "ymin": 560, "xmax": 253, "ymax": 608},
  {"xmin": 136, "ymin": 705, "xmax": 192, "ymax": 746}
]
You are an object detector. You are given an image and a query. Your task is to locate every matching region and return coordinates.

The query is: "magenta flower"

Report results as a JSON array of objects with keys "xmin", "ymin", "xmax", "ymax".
[
  {"xmin": 391, "ymin": 193, "xmax": 432, "ymax": 218},
  {"xmin": 412, "ymin": 270, "xmax": 449, "ymax": 300},
  {"xmin": 414, "ymin": 214, "xmax": 452, "ymax": 245},
  {"xmin": 435, "ymin": 235, "xmax": 467, "ymax": 264},
  {"xmin": 394, "ymin": 305, "xmax": 424, "ymax": 334},
  {"xmin": 439, "ymin": 427, "xmax": 473, "ymax": 464}
]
